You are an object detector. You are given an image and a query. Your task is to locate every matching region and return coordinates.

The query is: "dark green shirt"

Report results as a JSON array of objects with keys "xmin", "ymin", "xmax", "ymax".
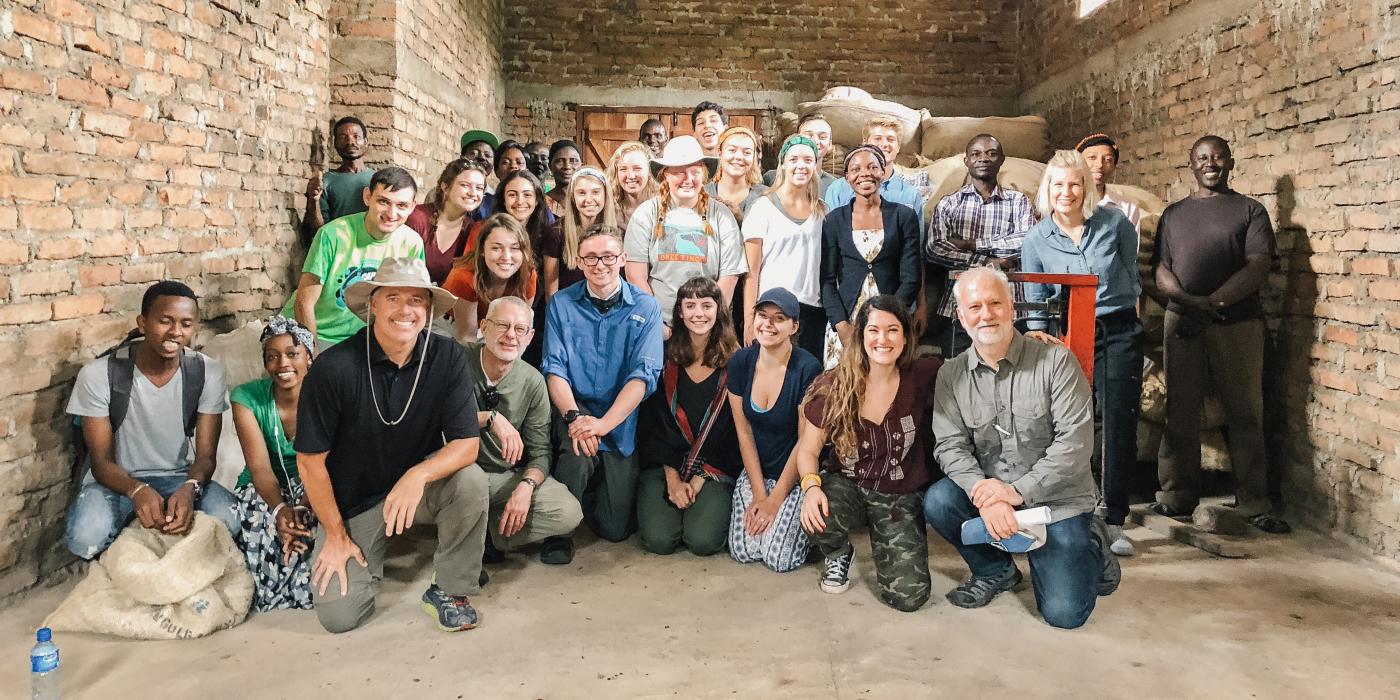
[{"xmin": 465, "ymin": 342, "xmax": 552, "ymax": 476}]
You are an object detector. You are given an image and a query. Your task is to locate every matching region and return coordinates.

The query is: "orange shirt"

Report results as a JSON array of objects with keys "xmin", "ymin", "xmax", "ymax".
[{"xmin": 442, "ymin": 265, "xmax": 538, "ymax": 320}]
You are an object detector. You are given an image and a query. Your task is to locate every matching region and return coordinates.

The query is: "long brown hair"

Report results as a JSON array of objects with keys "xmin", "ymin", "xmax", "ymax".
[
  {"xmin": 665, "ymin": 276, "xmax": 739, "ymax": 369},
  {"xmin": 468, "ymin": 213, "xmax": 536, "ymax": 304},
  {"xmin": 817, "ymin": 295, "xmax": 917, "ymax": 461},
  {"xmin": 427, "ymin": 159, "xmax": 488, "ymax": 229}
]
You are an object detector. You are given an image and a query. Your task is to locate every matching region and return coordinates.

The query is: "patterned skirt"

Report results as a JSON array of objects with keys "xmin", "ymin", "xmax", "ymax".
[{"xmin": 233, "ymin": 481, "xmax": 314, "ymax": 612}]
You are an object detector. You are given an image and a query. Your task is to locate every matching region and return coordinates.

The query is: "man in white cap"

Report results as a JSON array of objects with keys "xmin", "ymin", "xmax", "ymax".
[{"xmin": 296, "ymin": 257, "xmax": 490, "ymax": 633}]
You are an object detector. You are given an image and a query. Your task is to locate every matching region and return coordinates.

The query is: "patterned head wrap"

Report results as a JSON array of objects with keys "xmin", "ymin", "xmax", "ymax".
[
  {"xmin": 842, "ymin": 144, "xmax": 887, "ymax": 172},
  {"xmin": 261, "ymin": 315, "xmax": 315, "ymax": 353},
  {"xmin": 778, "ymin": 135, "xmax": 819, "ymax": 163}
]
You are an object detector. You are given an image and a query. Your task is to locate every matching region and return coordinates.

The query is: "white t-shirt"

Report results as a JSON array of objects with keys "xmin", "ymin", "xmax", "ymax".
[
  {"xmin": 741, "ymin": 194, "xmax": 824, "ymax": 307},
  {"xmin": 67, "ymin": 351, "xmax": 229, "ymax": 480},
  {"xmin": 624, "ymin": 197, "xmax": 746, "ymax": 319},
  {"xmin": 1100, "ymin": 190, "xmax": 1142, "ymax": 232}
]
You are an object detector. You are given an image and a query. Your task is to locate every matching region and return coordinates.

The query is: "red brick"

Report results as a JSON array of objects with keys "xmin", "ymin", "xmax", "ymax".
[
  {"xmin": 89, "ymin": 233, "xmax": 133, "ymax": 257},
  {"xmin": 18, "ymin": 205, "xmax": 74, "ymax": 231},
  {"xmin": 80, "ymin": 111, "xmax": 131, "ymax": 137},
  {"xmin": 56, "ymin": 78, "xmax": 110, "ymax": 108},
  {"xmin": 1353, "ymin": 257, "xmax": 1393, "ymax": 275},
  {"xmin": 0, "ymin": 123, "xmax": 44, "ymax": 148},
  {"xmin": 121, "ymin": 263, "xmax": 166, "ymax": 283},
  {"xmin": 52, "ymin": 293, "xmax": 106, "ymax": 320},
  {"xmin": 1369, "ymin": 280, "xmax": 1400, "ymax": 301},
  {"xmin": 78, "ymin": 264, "xmax": 121, "ymax": 287},
  {"xmin": 0, "ymin": 69, "xmax": 50, "ymax": 94},
  {"xmin": 47, "ymin": 0, "xmax": 97, "ymax": 27},
  {"xmin": 0, "ymin": 176, "xmax": 57, "ymax": 201},
  {"xmin": 11, "ymin": 12, "xmax": 62, "ymax": 45},
  {"xmin": 14, "ymin": 270, "xmax": 72, "ymax": 296},
  {"xmin": 0, "ymin": 302, "xmax": 53, "ymax": 325},
  {"xmin": 36, "ymin": 237, "xmax": 85, "ymax": 260},
  {"xmin": 0, "ymin": 240, "xmax": 30, "ymax": 265}
]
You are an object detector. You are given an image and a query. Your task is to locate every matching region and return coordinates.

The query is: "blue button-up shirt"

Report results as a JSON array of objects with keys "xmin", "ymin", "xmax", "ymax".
[
  {"xmin": 823, "ymin": 174, "xmax": 925, "ymax": 232},
  {"xmin": 1020, "ymin": 205, "xmax": 1141, "ymax": 330},
  {"xmin": 540, "ymin": 280, "xmax": 664, "ymax": 456}
]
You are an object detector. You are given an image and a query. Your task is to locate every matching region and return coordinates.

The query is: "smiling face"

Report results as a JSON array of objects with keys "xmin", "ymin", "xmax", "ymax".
[
  {"xmin": 799, "ymin": 119, "xmax": 832, "ymax": 160},
  {"xmin": 694, "ymin": 110, "xmax": 725, "ymax": 152},
  {"xmin": 641, "ymin": 122, "xmax": 667, "ymax": 155},
  {"xmin": 362, "ymin": 184, "xmax": 416, "ymax": 236},
  {"xmin": 679, "ymin": 295, "xmax": 718, "ymax": 338},
  {"xmin": 862, "ymin": 309, "xmax": 905, "ymax": 368},
  {"xmin": 720, "ymin": 134, "xmax": 756, "ymax": 180},
  {"xmin": 550, "ymin": 147, "xmax": 581, "ymax": 187},
  {"xmin": 752, "ymin": 304, "xmax": 798, "ymax": 349},
  {"xmin": 955, "ymin": 273, "xmax": 1015, "ymax": 350},
  {"xmin": 572, "ymin": 176, "xmax": 606, "ymax": 223},
  {"xmin": 617, "ymin": 151, "xmax": 649, "ymax": 195},
  {"xmin": 448, "ymin": 169, "xmax": 486, "ymax": 215},
  {"xmin": 865, "ymin": 125, "xmax": 901, "ymax": 163},
  {"xmin": 1081, "ymin": 144, "xmax": 1117, "ymax": 188},
  {"xmin": 333, "ymin": 122, "xmax": 367, "ymax": 161},
  {"xmin": 262, "ymin": 333, "xmax": 311, "ymax": 391},
  {"xmin": 501, "ymin": 177, "xmax": 537, "ymax": 223},
  {"xmin": 1048, "ymin": 165, "xmax": 1086, "ymax": 219},
  {"xmin": 495, "ymin": 146, "xmax": 528, "ymax": 182},
  {"xmin": 1190, "ymin": 139, "xmax": 1233, "ymax": 191},
  {"xmin": 844, "ymin": 150, "xmax": 883, "ymax": 197},
  {"xmin": 481, "ymin": 225, "xmax": 524, "ymax": 282},
  {"xmin": 463, "ymin": 141, "xmax": 493, "ymax": 170},
  {"xmin": 482, "ymin": 300, "xmax": 534, "ymax": 364},
  {"xmin": 578, "ymin": 233, "xmax": 625, "ymax": 290},
  {"xmin": 663, "ymin": 164, "xmax": 707, "ymax": 207},
  {"xmin": 369, "ymin": 286, "xmax": 431, "ymax": 345},
  {"xmin": 137, "ymin": 295, "xmax": 198, "ymax": 360},
  {"xmin": 782, "ymin": 143, "xmax": 817, "ymax": 188},
  {"xmin": 965, "ymin": 137, "xmax": 1005, "ymax": 183}
]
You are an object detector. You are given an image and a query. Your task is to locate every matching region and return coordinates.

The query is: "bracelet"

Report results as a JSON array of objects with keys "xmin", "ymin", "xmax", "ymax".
[
  {"xmin": 269, "ymin": 503, "xmax": 287, "ymax": 526},
  {"xmin": 800, "ymin": 473, "xmax": 823, "ymax": 493},
  {"xmin": 128, "ymin": 482, "xmax": 150, "ymax": 500}
]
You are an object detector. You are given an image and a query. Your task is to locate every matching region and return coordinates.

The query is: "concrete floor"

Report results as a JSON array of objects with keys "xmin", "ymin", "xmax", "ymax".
[{"xmin": 3, "ymin": 525, "xmax": 1399, "ymax": 699}]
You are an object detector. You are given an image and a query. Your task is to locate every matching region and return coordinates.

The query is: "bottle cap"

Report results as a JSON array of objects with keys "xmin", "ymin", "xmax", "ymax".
[{"xmin": 37, "ymin": 627, "xmax": 51, "ymax": 642}]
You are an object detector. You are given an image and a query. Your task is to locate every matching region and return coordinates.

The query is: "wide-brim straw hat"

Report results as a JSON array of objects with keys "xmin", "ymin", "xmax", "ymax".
[
  {"xmin": 343, "ymin": 257, "xmax": 458, "ymax": 322},
  {"xmin": 649, "ymin": 135, "xmax": 719, "ymax": 180}
]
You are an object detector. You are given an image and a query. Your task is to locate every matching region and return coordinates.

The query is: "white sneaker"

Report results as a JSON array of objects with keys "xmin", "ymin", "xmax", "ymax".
[{"xmin": 1107, "ymin": 525, "xmax": 1135, "ymax": 557}]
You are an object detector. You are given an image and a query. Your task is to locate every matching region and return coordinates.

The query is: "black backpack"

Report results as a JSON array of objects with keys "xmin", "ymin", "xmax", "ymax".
[{"xmin": 69, "ymin": 335, "xmax": 206, "ymax": 479}]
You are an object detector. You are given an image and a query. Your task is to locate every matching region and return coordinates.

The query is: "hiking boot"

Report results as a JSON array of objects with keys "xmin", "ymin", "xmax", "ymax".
[
  {"xmin": 946, "ymin": 566, "xmax": 1022, "ymax": 608},
  {"xmin": 1093, "ymin": 518, "xmax": 1122, "ymax": 597},
  {"xmin": 1249, "ymin": 513, "xmax": 1292, "ymax": 534},
  {"xmin": 1107, "ymin": 524, "xmax": 1135, "ymax": 557},
  {"xmin": 819, "ymin": 549, "xmax": 854, "ymax": 594},
  {"xmin": 420, "ymin": 584, "xmax": 480, "ymax": 632},
  {"xmin": 539, "ymin": 535, "xmax": 573, "ymax": 565},
  {"xmin": 483, "ymin": 537, "xmax": 506, "ymax": 565}
]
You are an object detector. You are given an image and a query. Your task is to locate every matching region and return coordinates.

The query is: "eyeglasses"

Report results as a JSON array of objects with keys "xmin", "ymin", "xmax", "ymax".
[
  {"xmin": 482, "ymin": 385, "xmax": 501, "ymax": 410},
  {"xmin": 484, "ymin": 318, "xmax": 532, "ymax": 336},
  {"xmin": 579, "ymin": 253, "xmax": 620, "ymax": 267}
]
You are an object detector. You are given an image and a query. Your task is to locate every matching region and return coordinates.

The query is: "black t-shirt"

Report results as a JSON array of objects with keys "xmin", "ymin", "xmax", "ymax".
[
  {"xmin": 541, "ymin": 220, "xmax": 586, "ymax": 291},
  {"xmin": 1155, "ymin": 191, "xmax": 1275, "ymax": 323},
  {"xmin": 295, "ymin": 327, "xmax": 480, "ymax": 519}
]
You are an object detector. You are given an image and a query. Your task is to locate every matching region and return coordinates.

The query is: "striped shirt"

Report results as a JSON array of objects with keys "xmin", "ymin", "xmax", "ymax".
[{"xmin": 925, "ymin": 184, "xmax": 1036, "ymax": 317}]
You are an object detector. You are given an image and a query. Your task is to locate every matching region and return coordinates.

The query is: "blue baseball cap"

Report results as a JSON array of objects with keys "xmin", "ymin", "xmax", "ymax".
[{"xmin": 754, "ymin": 287, "xmax": 800, "ymax": 319}]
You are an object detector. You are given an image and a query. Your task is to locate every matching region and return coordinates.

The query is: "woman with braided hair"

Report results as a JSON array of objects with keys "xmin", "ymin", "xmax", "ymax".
[
  {"xmin": 624, "ymin": 135, "xmax": 746, "ymax": 338},
  {"xmin": 230, "ymin": 316, "xmax": 318, "ymax": 611}
]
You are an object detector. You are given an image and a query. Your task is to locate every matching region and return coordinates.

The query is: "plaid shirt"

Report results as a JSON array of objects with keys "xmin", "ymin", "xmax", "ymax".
[{"xmin": 925, "ymin": 184, "xmax": 1036, "ymax": 317}]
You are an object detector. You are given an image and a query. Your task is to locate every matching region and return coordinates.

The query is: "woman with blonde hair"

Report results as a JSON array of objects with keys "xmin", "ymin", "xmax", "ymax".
[
  {"xmin": 606, "ymin": 141, "xmax": 657, "ymax": 227},
  {"xmin": 542, "ymin": 166, "xmax": 617, "ymax": 301},
  {"xmin": 1022, "ymin": 148, "xmax": 1142, "ymax": 558},
  {"xmin": 795, "ymin": 295, "xmax": 941, "ymax": 611},
  {"xmin": 624, "ymin": 135, "xmax": 746, "ymax": 333},
  {"xmin": 444, "ymin": 213, "xmax": 538, "ymax": 340},
  {"xmin": 704, "ymin": 125, "xmax": 766, "ymax": 224}
]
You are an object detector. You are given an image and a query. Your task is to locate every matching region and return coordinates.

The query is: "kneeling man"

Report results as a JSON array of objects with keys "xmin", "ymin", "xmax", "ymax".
[
  {"xmin": 297, "ymin": 257, "xmax": 488, "ymax": 633},
  {"xmin": 924, "ymin": 267, "xmax": 1119, "ymax": 629}
]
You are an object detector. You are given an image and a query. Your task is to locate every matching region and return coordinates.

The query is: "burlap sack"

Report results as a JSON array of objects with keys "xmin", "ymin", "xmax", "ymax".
[
  {"xmin": 199, "ymin": 319, "xmax": 265, "ymax": 488},
  {"xmin": 920, "ymin": 156, "xmax": 1048, "ymax": 224},
  {"xmin": 799, "ymin": 91, "xmax": 922, "ymax": 156},
  {"xmin": 46, "ymin": 514, "xmax": 254, "ymax": 639},
  {"xmin": 919, "ymin": 115, "xmax": 1050, "ymax": 161},
  {"xmin": 777, "ymin": 111, "xmax": 800, "ymax": 140}
]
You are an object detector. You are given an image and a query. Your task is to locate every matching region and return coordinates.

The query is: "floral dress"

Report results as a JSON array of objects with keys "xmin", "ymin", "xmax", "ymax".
[{"xmin": 822, "ymin": 228, "xmax": 884, "ymax": 369}]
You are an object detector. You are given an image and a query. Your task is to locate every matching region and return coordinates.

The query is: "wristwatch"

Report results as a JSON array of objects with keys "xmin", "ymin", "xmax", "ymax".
[
  {"xmin": 562, "ymin": 409, "xmax": 581, "ymax": 424},
  {"xmin": 485, "ymin": 409, "xmax": 497, "ymax": 431},
  {"xmin": 522, "ymin": 476, "xmax": 541, "ymax": 489}
]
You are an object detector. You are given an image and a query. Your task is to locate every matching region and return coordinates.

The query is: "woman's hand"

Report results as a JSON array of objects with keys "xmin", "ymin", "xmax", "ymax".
[{"xmin": 799, "ymin": 486, "xmax": 829, "ymax": 534}]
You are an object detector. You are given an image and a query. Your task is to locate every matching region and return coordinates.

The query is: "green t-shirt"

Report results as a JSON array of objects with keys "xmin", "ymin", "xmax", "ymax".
[
  {"xmin": 230, "ymin": 377, "xmax": 300, "ymax": 490},
  {"xmin": 319, "ymin": 169, "xmax": 376, "ymax": 222},
  {"xmin": 283, "ymin": 212, "xmax": 425, "ymax": 345},
  {"xmin": 464, "ymin": 342, "xmax": 553, "ymax": 476}
]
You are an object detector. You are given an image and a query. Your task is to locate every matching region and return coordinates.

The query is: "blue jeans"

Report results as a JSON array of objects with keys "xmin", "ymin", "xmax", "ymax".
[
  {"xmin": 923, "ymin": 478, "xmax": 1103, "ymax": 629},
  {"xmin": 65, "ymin": 475, "xmax": 239, "ymax": 560}
]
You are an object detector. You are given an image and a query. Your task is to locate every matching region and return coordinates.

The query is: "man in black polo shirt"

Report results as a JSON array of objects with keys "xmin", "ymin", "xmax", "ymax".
[{"xmin": 296, "ymin": 257, "xmax": 489, "ymax": 633}]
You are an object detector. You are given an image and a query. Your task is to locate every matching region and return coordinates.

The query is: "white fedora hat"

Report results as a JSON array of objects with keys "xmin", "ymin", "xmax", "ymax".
[{"xmin": 649, "ymin": 135, "xmax": 719, "ymax": 180}]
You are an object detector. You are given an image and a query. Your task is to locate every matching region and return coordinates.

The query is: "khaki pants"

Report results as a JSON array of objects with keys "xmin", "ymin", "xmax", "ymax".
[
  {"xmin": 485, "ymin": 470, "xmax": 583, "ymax": 550},
  {"xmin": 1156, "ymin": 312, "xmax": 1271, "ymax": 515},
  {"xmin": 312, "ymin": 467, "xmax": 489, "ymax": 634}
]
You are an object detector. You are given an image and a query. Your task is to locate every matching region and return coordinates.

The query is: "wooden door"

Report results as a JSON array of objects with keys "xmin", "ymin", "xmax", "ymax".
[{"xmin": 576, "ymin": 107, "xmax": 770, "ymax": 168}]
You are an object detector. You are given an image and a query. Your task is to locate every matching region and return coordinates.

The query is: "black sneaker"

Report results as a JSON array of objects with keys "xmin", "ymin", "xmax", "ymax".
[
  {"xmin": 483, "ymin": 537, "xmax": 506, "ymax": 564},
  {"xmin": 420, "ymin": 584, "xmax": 480, "ymax": 632},
  {"xmin": 539, "ymin": 535, "xmax": 573, "ymax": 565},
  {"xmin": 819, "ymin": 549, "xmax": 854, "ymax": 594},
  {"xmin": 479, "ymin": 568, "xmax": 489, "ymax": 587},
  {"xmin": 1092, "ymin": 517, "xmax": 1122, "ymax": 597},
  {"xmin": 1249, "ymin": 513, "xmax": 1292, "ymax": 534},
  {"xmin": 946, "ymin": 566, "xmax": 1022, "ymax": 608}
]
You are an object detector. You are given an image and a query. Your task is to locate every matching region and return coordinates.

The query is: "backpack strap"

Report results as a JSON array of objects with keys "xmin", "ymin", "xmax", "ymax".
[
  {"xmin": 179, "ymin": 349, "xmax": 205, "ymax": 437},
  {"xmin": 106, "ymin": 343, "xmax": 137, "ymax": 435}
]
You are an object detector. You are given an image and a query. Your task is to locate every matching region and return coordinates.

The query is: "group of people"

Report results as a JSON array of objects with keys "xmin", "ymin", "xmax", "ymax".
[{"xmin": 61, "ymin": 99, "xmax": 1286, "ymax": 635}]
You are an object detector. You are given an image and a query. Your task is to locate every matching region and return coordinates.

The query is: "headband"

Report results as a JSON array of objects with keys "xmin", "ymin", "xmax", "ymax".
[
  {"xmin": 261, "ymin": 315, "xmax": 316, "ymax": 353},
  {"xmin": 843, "ymin": 144, "xmax": 887, "ymax": 172},
  {"xmin": 571, "ymin": 166, "xmax": 608, "ymax": 187},
  {"xmin": 779, "ymin": 135, "xmax": 819, "ymax": 163}
]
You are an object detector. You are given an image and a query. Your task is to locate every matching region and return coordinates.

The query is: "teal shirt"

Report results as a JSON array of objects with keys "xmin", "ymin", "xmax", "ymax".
[
  {"xmin": 230, "ymin": 377, "xmax": 300, "ymax": 490},
  {"xmin": 319, "ymin": 169, "xmax": 375, "ymax": 222}
]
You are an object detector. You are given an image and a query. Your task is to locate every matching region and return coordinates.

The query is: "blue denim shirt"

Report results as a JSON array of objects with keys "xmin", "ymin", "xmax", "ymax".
[
  {"xmin": 540, "ymin": 280, "xmax": 664, "ymax": 456},
  {"xmin": 1021, "ymin": 206, "xmax": 1141, "ymax": 330},
  {"xmin": 823, "ymin": 174, "xmax": 926, "ymax": 233}
]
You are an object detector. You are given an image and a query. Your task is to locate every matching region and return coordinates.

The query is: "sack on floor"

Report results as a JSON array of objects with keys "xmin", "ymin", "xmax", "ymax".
[
  {"xmin": 799, "ymin": 90, "xmax": 922, "ymax": 157},
  {"xmin": 45, "ymin": 513, "xmax": 253, "ymax": 639},
  {"xmin": 919, "ymin": 115, "xmax": 1050, "ymax": 161}
]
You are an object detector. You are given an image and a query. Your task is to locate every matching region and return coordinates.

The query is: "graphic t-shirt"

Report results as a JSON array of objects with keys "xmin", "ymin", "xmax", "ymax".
[
  {"xmin": 623, "ymin": 197, "xmax": 745, "ymax": 319},
  {"xmin": 283, "ymin": 213, "xmax": 425, "ymax": 346}
]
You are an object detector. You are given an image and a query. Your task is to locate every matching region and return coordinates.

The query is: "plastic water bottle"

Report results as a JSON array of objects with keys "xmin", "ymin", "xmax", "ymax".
[{"xmin": 30, "ymin": 627, "xmax": 60, "ymax": 699}]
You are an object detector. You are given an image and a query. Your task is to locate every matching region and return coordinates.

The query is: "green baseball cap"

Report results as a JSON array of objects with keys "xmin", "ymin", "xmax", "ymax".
[{"xmin": 460, "ymin": 129, "xmax": 499, "ymax": 150}]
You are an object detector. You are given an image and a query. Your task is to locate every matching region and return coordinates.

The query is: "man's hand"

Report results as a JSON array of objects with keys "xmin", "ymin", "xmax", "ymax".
[
  {"xmin": 799, "ymin": 486, "xmax": 829, "ymax": 534},
  {"xmin": 162, "ymin": 484, "xmax": 196, "ymax": 535},
  {"xmin": 745, "ymin": 494, "xmax": 782, "ymax": 537},
  {"xmin": 568, "ymin": 415, "xmax": 609, "ymax": 441},
  {"xmin": 980, "ymin": 501, "xmax": 1021, "ymax": 541},
  {"xmin": 313, "ymin": 532, "xmax": 366, "ymax": 596},
  {"xmin": 383, "ymin": 469, "xmax": 427, "ymax": 536},
  {"xmin": 570, "ymin": 433, "xmax": 599, "ymax": 457},
  {"xmin": 951, "ymin": 237, "xmax": 978, "ymax": 252},
  {"xmin": 491, "ymin": 415, "xmax": 525, "ymax": 464},
  {"xmin": 305, "ymin": 172, "xmax": 323, "ymax": 200},
  {"xmin": 131, "ymin": 484, "xmax": 165, "ymax": 529},
  {"xmin": 1183, "ymin": 294, "xmax": 1225, "ymax": 319},
  {"xmin": 1023, "ymin": 330, "xmax": 1063, "ymax": 346},
  {"xmin": 499, "ymin": 480, "xmax": 534, "ymax": 537},
  {"xmin": 971, "ymin": 478, "xmax": 1024, "ymax": 509},
  {"xmin": 990, "ymin": 257, "xmax": 1017, "ymax": 271}
]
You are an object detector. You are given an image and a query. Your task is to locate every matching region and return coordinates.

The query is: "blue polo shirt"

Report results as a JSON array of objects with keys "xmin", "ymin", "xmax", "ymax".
[
  {"xmin": 1021, "ymin": 206, "xmax": 1141, "ymax": 330},
  {"xmin": 540, "ymin": 280, "xmax": 664, "ymax": 456},
  {"xmin": 823, "ymin": 174, "xmax": 925, "ymax": 232}
]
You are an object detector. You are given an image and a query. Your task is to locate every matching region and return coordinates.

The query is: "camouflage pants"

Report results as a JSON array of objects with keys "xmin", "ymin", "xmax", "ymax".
[{"xmin": 809, "ymin": 472, "xmax": 931, "ymax": 612}]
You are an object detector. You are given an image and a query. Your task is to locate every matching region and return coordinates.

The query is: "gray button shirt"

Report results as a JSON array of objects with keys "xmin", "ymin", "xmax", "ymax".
[{"xmin": 931, "ymin": 331, "xmax": 1096, "ymax": 522}]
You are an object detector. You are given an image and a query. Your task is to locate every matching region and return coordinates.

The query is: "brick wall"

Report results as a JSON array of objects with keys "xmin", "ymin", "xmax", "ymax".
[
  {"xmin": 0, "ymin": 0, "xmax": 331, "ymax": 601},
  {"xmin": 1021, "ymin": 0, "xmax": 1400, "ymax": 557},
  {"xmin": 502, "ymin": 0, "xmax": 1024, "ymax": 144}
]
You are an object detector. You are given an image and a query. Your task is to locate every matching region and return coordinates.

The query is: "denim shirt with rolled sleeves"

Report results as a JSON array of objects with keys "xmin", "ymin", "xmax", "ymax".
[{"xmin": 930, "ymin": 332, "xmax": 1097, "ymax": 523}]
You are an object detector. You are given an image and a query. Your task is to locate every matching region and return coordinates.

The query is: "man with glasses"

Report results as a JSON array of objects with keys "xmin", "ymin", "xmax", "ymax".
[
  {"xmin": 466, "ymin": 296, "xmax": 583, "ymax": 572},
  {"xmin": 539, "ymin": 225, "xmax": 664, "ymax": 563}
]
